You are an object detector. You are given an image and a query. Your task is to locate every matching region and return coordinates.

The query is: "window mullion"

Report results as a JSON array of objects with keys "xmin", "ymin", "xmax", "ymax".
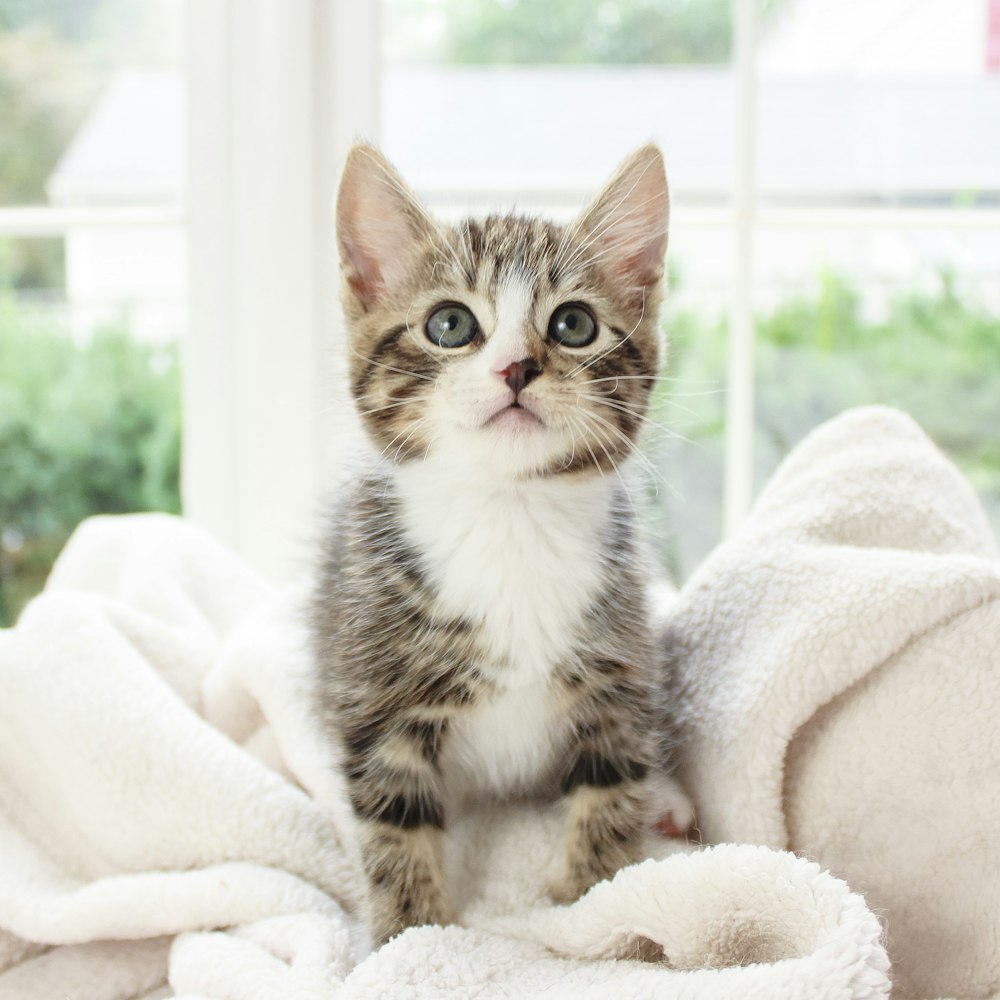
[{"xmin": 183, "ymin": 0, "xmax": 380, "ymax": 581}]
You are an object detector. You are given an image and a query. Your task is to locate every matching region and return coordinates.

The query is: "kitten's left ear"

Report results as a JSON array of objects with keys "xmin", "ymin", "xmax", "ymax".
[
  {"xmin": 337, "ymin": 143, "xmax": 438, "ymax": 313},
  {"xmin": 571, "ymin": 144, "xmax": 669, "ymax": 301}
]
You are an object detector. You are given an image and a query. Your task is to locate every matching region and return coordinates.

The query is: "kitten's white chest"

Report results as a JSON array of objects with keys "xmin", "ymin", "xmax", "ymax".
[
  {"xmin": 396, "ymin": 464, "xmax": 611, "ymax": 686},
  {"xmin": 395, "ymin": 462, "xmax": 614, "ymax": 796}
]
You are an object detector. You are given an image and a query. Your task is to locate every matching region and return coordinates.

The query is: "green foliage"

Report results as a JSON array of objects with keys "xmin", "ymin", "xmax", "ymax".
[
  {"xmin": 439, "ymin": 0, "xmax": 732, "ymax": 65},
  {"xmin": 646, "ymin": 271, "xmax": 1000, "ymax": 579},
  {"xmin": 0, "ymin": 299, "xmax": 180, "ymax": 624},
  {"xmin": 754, "ymin": 271, "xmax": 1000, "ymax": 528},
  {"xmin": 387, "ymin": 0, "xmax": 786, "ymax": 66}
]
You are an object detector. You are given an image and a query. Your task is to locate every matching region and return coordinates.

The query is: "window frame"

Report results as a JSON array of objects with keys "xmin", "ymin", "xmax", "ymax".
[{"xmin": 183, "ymin": 0, "xmax": 380, "ymax": 580}]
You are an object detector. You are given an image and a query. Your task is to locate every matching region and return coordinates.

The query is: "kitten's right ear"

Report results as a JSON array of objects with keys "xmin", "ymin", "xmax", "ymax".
[
  {"xmin": 336, "ymin": 144, "xmax": 436, "ymax": 312},
  {"xmin": 570, "ymin": 144, "xmax": 669, "ymax": 307}
]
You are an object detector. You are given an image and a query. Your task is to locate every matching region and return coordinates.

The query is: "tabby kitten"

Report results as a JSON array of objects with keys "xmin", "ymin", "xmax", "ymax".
[{"xmin": 313, "ymin": 143, "xmax": 677, "ymax": 946}]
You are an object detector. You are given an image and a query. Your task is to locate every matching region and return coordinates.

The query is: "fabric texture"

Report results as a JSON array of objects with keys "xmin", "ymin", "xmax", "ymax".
[
  {"xmin": 0, "ymin": 405, "xmax": 995, "ymax": 998},
  {"xmin": 668, "ymin": 405, "xmax": 1000, "ymax": 999}
]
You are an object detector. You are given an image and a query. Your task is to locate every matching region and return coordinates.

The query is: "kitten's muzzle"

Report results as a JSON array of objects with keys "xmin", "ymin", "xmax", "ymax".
[{"xmin": 499, "ymin": 358, "xmax": 542, "ymax": 397}]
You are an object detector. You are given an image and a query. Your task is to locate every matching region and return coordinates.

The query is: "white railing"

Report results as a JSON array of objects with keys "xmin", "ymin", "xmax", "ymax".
[{"xmin": 0, "ymin": 206, "xmax": 183, "ymax": 236}]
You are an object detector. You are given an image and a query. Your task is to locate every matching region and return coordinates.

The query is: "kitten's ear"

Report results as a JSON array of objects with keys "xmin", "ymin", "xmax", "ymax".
[
  {"xmin": 336, "ymin": 144, "xmax": 437, "ymax": 312},
  {"xmin": 571, "ymin": 144, "xmax": 669, "ymax": 300}
]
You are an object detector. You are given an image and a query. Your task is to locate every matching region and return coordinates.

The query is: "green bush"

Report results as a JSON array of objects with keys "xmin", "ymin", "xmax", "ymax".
[
  {"xmin": 0, "ymin": 298, "xmax": 180, "ymax": 624},
  {"xmin": 647, "ymin": 272, "xmax": 1000, "ymax": 579}
]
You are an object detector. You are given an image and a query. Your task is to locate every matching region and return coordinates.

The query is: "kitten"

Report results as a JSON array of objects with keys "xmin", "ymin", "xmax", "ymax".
[{"xmin": 312, "ymin": 143, "xmax": 682, "ymax": 946}]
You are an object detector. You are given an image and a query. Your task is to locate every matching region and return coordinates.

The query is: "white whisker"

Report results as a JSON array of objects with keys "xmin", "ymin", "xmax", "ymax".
[
  {"xmin": 348, "ymin": 343, "xmax": 437, "ymax": 383},
  {"xmin": 580, "ymin": 403, "xmax": 684, "ymax": 501},
  {"xmin": 567, "ymin": 290, "xmax": 646, "ymax": 379},
  {"xmin": 357, "ymin": 393, "xmax": 434, "ymax": 417}
]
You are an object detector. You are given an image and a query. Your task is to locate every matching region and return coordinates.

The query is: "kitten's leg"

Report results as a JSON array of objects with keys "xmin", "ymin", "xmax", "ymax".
[
  {"xmin": 357, "ymin": 818, "xmax": 450, "ymax": 945},
  {"xmin": 550, "ymin": 759, "xmax": 650, "ymax": 904},
  {"xmin": 343, "ymin": 716, "xmax": 452, "ymax": 944}
]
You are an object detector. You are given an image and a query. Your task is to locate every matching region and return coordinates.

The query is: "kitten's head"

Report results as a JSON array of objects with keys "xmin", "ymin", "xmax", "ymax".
[{"xmin": 336, "ymin": 143, "xmax": 669, "ymax": 478}]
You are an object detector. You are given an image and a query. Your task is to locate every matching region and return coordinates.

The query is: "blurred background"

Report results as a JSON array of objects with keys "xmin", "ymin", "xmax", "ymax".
[{"xmin": 1, "ymin": 0, "xmax": 998, "ymax": 623}]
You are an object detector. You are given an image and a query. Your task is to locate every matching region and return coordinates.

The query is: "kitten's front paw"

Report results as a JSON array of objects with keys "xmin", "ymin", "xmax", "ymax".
[
  {"xmin": 648, "ymin": 772, "xmax": 696, "ymax": 838},
  {"xmin": 370, "ymin": 892, "xmax": 454, "ymax": 946},
  {"xmin": 548, "ymin": 869, "xmax": 602, "ymax": 906}
]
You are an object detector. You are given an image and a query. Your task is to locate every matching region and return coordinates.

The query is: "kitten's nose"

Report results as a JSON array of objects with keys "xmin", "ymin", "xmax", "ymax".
[{"xmin": 500, "ymin": 358, "xmax": 541, "ymax": 396}]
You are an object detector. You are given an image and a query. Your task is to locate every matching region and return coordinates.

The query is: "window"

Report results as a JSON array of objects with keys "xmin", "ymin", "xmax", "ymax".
[
  {"xmin": 752, "ymin": 1, "xmax": 1000, "ymax": 535},
  {"xmin": 0, "ymin": 0, "xmax": 184, "ymax": 624},
  {"xmin": 3, "ymin": 0, "xmax": 998, "ymax": 622},
  {"xmin": 380, "ymin": 0, "xmax": 1000, "ymax": 578}
]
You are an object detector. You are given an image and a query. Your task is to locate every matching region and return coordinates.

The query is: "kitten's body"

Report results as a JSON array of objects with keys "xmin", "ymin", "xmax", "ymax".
[
  {"xmin": 317, "ymin": 457, "xmax": 656, "ymax": 799},
  {"xmin": 313, "ymin": 147, "xmax": 682, "ymax": 944}
]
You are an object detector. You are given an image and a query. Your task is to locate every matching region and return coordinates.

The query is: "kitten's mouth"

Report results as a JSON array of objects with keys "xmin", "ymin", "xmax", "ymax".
[{"xmin": 484, "ymin": 401, "xmax": 544, "ymax": 430}]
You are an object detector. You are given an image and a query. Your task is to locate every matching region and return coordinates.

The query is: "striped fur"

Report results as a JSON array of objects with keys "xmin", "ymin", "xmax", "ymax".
[{"xmin": 313, "ymin": 144, "xmax": 680, "ymax": 944}]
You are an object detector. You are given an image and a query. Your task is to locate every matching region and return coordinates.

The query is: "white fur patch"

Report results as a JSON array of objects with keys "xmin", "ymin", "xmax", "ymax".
[
  {"xmin": 394, "ymin": 456, "xmax": 620, "ymax": 798},
  {"xmin": 442, "ymin": 680, "xmax": 565, "ymax": 802}
]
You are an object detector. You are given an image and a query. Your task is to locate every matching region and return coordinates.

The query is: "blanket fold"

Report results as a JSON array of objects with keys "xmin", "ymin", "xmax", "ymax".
[{"xmin": 667, "ymin": 406, "xmax": 1000, "ymax": 998}]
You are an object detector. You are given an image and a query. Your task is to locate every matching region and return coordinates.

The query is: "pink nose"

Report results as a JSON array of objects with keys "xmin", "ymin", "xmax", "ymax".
[{"xmin": 499, "ymin": 358, "xmax": 541, "ymax": 395}]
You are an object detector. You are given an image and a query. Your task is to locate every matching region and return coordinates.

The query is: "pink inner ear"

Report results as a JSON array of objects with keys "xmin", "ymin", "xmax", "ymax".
[
  {"xmin": 595, "ymin": 226, "xmax": 666, "ymax": 306},
  {"xmin": 621, "ymin": 232, "xmax": 668, "ymax": 289},
  {"xmin": 341, "ymin": 230, "xmax": 384, "ymax": 310},
  {"xmin": 338, "ymin": 172, "xmax": 426, "ymax": 312}
]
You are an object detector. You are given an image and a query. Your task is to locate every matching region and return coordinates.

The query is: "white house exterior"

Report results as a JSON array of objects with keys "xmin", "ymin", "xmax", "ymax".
[{"xmin": 46, "ymin": 71, "xmax": 186, "ymax": 342}]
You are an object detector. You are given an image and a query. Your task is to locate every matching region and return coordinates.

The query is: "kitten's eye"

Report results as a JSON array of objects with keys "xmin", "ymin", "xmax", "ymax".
[
  {"xmin": 425, "ymin": 303, "xmax": 479, "ymax": 348},
  {"xmin": 548, "ymin": 303, "xmax": 597, "ymax": 348}
]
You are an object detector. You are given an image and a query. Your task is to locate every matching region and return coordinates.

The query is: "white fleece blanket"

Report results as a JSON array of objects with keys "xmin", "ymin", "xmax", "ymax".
[
  {"xmin": 666, "ymin": 406, "xmax": 1000, "ymax": 999},
  {"xmin": 0, "ymin": 404, "xmax": 994, "ymax": 998}
]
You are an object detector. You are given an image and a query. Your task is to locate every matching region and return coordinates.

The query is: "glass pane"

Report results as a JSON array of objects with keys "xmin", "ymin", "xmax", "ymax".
[
  {"xmin": 753, "ymin": 227, "xmax": 1000, "ymax": 535},
  {"xmin": 383, "ymin": 0, "xmax": 736, "ymax": 206},
  {"xmin": 381, "ymin": 0, "xmax": 736, "ymax": 580},
  {"xmin": 753, "ymin": 0, "xmax": 1000, "ymax": 540},
  {"xmin": 0, "ymin": 0, "xmax": 184, "ymax": 624},
  {"xmin": 0, "ymin": 234, "xmax": 182, "ymax": 625},
  {"xmin": 0, "ymin": 0, "xmax": 182, "ymax": 208},
  {"xmin": 756, "ymin": 0, "xmax": 1000, "ymax": 207}
]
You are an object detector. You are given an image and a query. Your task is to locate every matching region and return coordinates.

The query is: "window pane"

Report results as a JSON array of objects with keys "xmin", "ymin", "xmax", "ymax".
[
  {"xmin": 756, "ymin": 0, "xmax": 1000, "ymax": 206},
  {"xmin": 0, "ymin": 1, "xmax": 184, "ymax": 623},
  {"xmin": 753, "ymin": 0, "xmax": 1000, "ymax": 539},
  {"xmin": 0, "ymin": 235, "xmax": 182, "ymax": 625},
  {"xmin": 0, "ymin": 0, "xmax": 182, "ymax": 208},
  {"xmin": 753, "ymin": 227, "xmax": 1000, "ymax": 536},
  {"xmin": 383, "ymin": 1, "xmax": 736, "ymax": 203},
  {"xmin": 381, "ymin": 0, "xmax": 735, "ymax": 580}
]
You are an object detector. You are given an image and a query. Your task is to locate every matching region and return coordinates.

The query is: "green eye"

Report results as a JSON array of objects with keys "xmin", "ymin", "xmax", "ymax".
[
  {"xmin": 426, "ymin": 303, "xmax": 479, "ymax": 348},
  {"xmin": 549, "ymin": 303, "xmax": 597, "ymax": 348}
]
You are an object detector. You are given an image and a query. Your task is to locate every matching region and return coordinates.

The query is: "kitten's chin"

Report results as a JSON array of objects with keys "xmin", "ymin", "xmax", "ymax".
[
  {"xmin": 433, "ymin": 414, "xmax": 571, "ymax": 479},
  {"xmin": 483, "ymin": 403, "xmax": 544, "ymax": 433}
]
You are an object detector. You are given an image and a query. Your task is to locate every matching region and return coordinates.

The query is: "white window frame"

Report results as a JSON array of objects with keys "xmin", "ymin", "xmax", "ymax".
[
  {"xmin": 183, "ymin": 0, "xmax": 379, "ymax": 581},
  {"xmin": 726, "ymin": 0, "xmax": 759, "ymax": 534}
]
